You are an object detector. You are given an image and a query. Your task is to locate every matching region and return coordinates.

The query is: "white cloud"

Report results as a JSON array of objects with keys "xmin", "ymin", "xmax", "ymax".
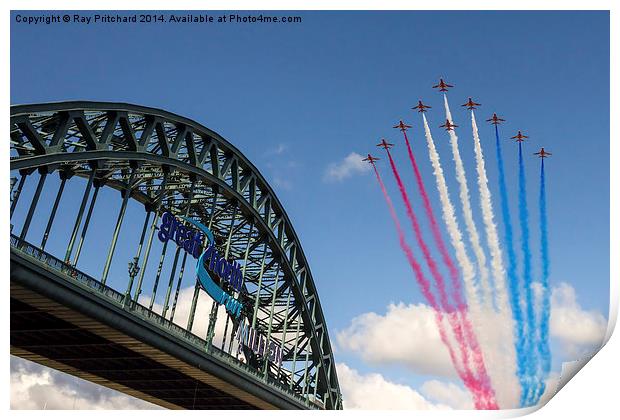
[
  {"xmin": 262, "ymin": 144, "xmax": 300, "ymax": 189},
  {"xmin": 336, "ymin": 282, "xmax": 608, "ymax": 409},
  {"xmin": 139, "ymin": 286, "xmax": 239, "ymax": 352},
  {"xmin": 335, "ymin": 302, "xmax": 520, "ymax": 407},
  {"xmin": 336, "ymin": 363, "xmax": 449, "ymax": 409},
  {"xmin": 550, "ymin": 282, "xmax": 607, "ymax": 360},
  {"xmin": 420, "ymin": 379, "xmax": 474, "ymax": 409},
  {"xmin": 323, "ymin": 152, "xmax": 371, "ymax": 182},
  {"xmin": 273, "ymin": 176, "xmax": 293, "ymax": 190},
  {"xmin": 10, "ymin": 356, "xmax": 158, "ymax": 410},
  {"xmin": 336, "ymin": 302, "xmax": 457, "ymax": 378},
  {"xmin": 263, "ymin": 143, "xmax": 288, "ymax": 156}
]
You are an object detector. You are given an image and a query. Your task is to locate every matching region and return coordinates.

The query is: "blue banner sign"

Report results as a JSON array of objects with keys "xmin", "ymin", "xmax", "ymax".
[
  {"xmin": 157, "ymin": 211, "xmax": 282, "ymax": 365},
  {"xmin": 158, "ymin": 211, "xmax": 243, "ymax": 317}
]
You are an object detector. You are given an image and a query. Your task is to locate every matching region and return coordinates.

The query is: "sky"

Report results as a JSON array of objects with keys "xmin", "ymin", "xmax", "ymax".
[{"xmin": 10, "ymin": 10, "xmax": 610, "ymax": 409}]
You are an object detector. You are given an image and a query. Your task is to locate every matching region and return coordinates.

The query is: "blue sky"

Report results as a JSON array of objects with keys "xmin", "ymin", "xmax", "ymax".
[{"xmin": 11, "ymin": 10, "xmax": 610, "ymax": 403}]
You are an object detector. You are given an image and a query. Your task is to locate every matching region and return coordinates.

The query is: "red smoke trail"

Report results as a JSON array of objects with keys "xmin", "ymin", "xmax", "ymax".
[
  {"xmin": 371, "ymin": 162, "xmax": 489, "ymax": 409},
  {"xmin": 400, "ymin": 129, "xmax": 463, "ymax": 304},
  {"xmin": 400, "ymin": 128, "xmax": 498, "ymax": 408},
  {"xmin": 384, "ymin": 151, "xmax": 498, "ymax": 409},
  {"xmin": 385, "ymin": 152, "xmax": 471, "ymax": 373}
]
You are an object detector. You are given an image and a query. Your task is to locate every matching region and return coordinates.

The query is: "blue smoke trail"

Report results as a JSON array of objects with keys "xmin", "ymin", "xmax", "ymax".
[
  {"xmin": 532, "ymin": 159, "xmax": 551, "ymax": 403},
  {"xmin": 494, "ymin": 125, "xmax": 528, "ymax": 406},
  {"xmin": 518, "ymin": 141, "xmax": 537, "ymax": 406}
]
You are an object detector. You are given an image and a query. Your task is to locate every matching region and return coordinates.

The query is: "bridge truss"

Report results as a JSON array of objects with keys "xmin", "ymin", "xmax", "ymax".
[{"xmin": 9, "ymin": 102, "xmax": 342, "ymax": 410}]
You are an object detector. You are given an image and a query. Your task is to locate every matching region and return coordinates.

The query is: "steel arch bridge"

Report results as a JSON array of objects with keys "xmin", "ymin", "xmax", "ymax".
[{"xmin": 9, "ymin": 101, "xmax": 342, "ymax": 410}]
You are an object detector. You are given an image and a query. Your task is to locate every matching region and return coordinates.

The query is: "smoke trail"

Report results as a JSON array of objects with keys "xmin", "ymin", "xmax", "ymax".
[
  {"xmin": 470, "ymin": 112, "xmax": 510, "ymax": 310},
  {"xmin": 443, "ymin": 96, "xmax": 492, "ymax": 309},
  {"xmin": 532, "ymin": 158, "xmax": 551, "ymax": 403},
  {"xmin": 421, "ymin": 114, "xmax": 477, "ymax": 310},
  {"xmin": 518, "ymin": 141, "xmax": 537, "ymax": 406},
  {"xmin": 400, "ymin": 127, "xmax": 461, "ymax": 309},
  {"xmin": 397, "ymin": 127, "xmax": 500, "ymax": 407},
  {"xmin": 370, "ymin": 163, "xmax": 489, "ymax": 408},
  {"xmin": 494, "ymin": 124, "xmax": 527, "ymax": 406},
  {"xmin": 470, "ymin": 112, "xmax": 520, "ymax": 407},
  {"xmin": 385, "ymin": 149, "xmax": 475, "ymax": 391},
  {"xmin": 443, "ymin": 97, "xmax": 505, "ymax": 407},
  {"xmin": 420, "ymin": 115, "xmax": 498, "ymax": 409},
  {"xmin": 471, "ymin": 110, "xmax": 519, "ymax": 402}
]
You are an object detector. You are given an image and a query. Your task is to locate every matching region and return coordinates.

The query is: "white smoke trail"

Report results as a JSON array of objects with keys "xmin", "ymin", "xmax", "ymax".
[
  {"xmin": 421, "ymin": 114, "xmax": 477, "ymax": 307},
  {"xmin": 421, "ymin": 114, "xmax": 487, "ymax": 386},
  {"xmin": 428, "ymin": 102, "xmax": 515, "ymax": 408},
  {"xmin": 470, "ymin": 112, "xmax": 510, "ymax": 318},
  {"xmin": 443, "ymin": 97, "xmax": 520, "ymax": 407},
  {"xmin": 470, "ymin": 110, "xmax": 520, "ymax": 408},
  {"xmin": 443, "ymin": 95, "xmax": 492, "ymax": 310}
]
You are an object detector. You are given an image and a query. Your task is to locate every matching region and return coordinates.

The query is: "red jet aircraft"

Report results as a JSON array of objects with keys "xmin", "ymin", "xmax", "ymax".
[
  {"xmin": 462, "ymin": 97, "xmax": 481, "ymax": 110},
  {"xmin": 393, "ymin": 120, "xmax": 412, "ymax": 132},
  {"xmin": 511, "ymin": 131, "xmax": 529, "ymax": 142},
  {"xmin": 534, "ymin": 148, "xmax": 552, "ymax": 159},
  {"xmin": 412, "ymin": 100, "xmax": 432, "ymax": 113},
  {"xmin": 432, "ymin": 78, "xmax": 454, "ymax": 92},
  {"xmin": 376, "ymin": 139, "xmax": 394, "ymax": 150},
  {"xmin": 362, "ymin": 154, "xmax": 380, "ymax": 164},
  {"xmin": 440, "ymin": 119, "xmax": 458, "ymax": 131},
  {"xmin": 486, "ymin": 113, "xmax": 506, "ymax": 125}
]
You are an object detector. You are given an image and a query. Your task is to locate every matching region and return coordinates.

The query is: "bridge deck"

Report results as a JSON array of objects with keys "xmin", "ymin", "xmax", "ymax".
[
  {"xmin": 10, "ymin": 240, "xmax": 311, "ymax": 410},
  {"xmin": 11, "ymin": 296, "xmax": 257, "ymax": 409}
]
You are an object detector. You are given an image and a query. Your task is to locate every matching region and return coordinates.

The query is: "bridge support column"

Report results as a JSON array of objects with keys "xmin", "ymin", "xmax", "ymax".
[
  {"xmin": 164, "ymin": 180, "xmax": 195, "ymax": 319},
  {"xmin": 206, "ymin": 301, "xmax": 219, "ymax": 348},
  {"xmin": 221, "ymin": 309, "xmax": 230, "ymax": 351},
  {"xmin": 303, "ymin": 302, "xmax": 318, "ymax": 403},
  {"xmin": 313, "ymin": 366, "xmax": 320, "ymax": 402},
  {"xmin": 10, "ymin": 174, "xmax": 27, "ymax": 218},
  {"xmin": 263, "ymin": 266, "xmax": 281, "ymax": 378},
  {"xmin": 73, "ymin": 183, "xmax": 100, "ymax": 265},
  {"xmin": 206, "ymin": 203, "xmax": 239, "ymax": 348},
  {"xmin": 65, "ymin": 169, "xmax": 96, "ymax": 263},
  {"xmin": 162, "ymin": 247, "xmax": 182, "ymax": 318},
  {"xmin": 289, "ymin": 313, "xmax": 302, "ymax": 390},
  {"xmin": 19, "ymin": 170, "xmax": 47, "ymax": 241},
  {"xmin": 187, "ymin": 188, "xmax": 218, "ymax": 332},
  {"xmin": 226, "ymin": 221, "xmax": 255, "ymax": 354},
  {"xmin": 134, "ymin": 209, "xmax": 160, "ymax": 302},
  {"xmin": 251, "ymin": 244, "xmax": 268, "ymax": 329},
  {"xmin": 124, "ymin": 210, "xmax": 151, "ymax": 304},
  {"xmin": 150, "ymin": 239, "xmax": 169, "ymax": 310},
  {"xmin": 302, "ymin": 351, "xmax": 310, "ymax": 403},
  {"xmin": 102, "ymin": 167, "xmax": 137, "ymax": 284},
  {"xmin": 220, "ymin": 205, "xmax": 239, "ymax": 351},
  {"xmin": 186, "ymin": 268, "xmax": 202, "ymax": 332},
  {"xmin": 313, "ymin": 334, "xmax": 324, "ymax": 402},
  {"xmin": 135, "ymin": 175, "xmax": 168, "ymax": 303},
  {"xmin": 277, "ymin": 286, "xmax": 293, "ymax": 377},
  {"xmin": 324, "ymin": 358, "xmax": 332, "ymax": 407},
  {"xmin": 170, "ymin": 252, "xmax": 188, "ymax": 321},
  {"xmin": 41, "ymin": 173, "xmax": 69, "ymax": 250}
]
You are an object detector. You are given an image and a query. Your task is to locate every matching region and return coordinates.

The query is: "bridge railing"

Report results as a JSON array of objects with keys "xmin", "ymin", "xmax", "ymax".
[{"xmin": 10, "ymin": 234, "xmax": 319, "ymax": 409}]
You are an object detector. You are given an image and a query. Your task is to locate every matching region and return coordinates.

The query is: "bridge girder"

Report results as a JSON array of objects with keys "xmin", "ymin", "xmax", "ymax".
[{"xmin": 10, "ymin": 102, "xmax": 341, "ymax": 409}]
